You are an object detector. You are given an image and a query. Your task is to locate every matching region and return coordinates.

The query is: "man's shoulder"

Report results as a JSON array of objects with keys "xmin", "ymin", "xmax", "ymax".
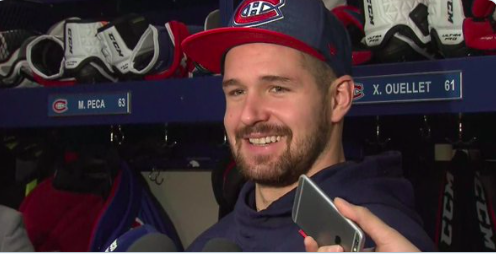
[
  {"xmin": 186, "ymin": 213, "xmax": 236, "ymax": 251},
  {"xmin": 364, "ymin": 203, "xmax": 436, "ymax": 251}
]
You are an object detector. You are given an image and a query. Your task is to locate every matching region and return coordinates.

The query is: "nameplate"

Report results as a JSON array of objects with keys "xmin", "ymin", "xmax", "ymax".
[
  {"xmin": 353, "ymin": 71, "xmax": 462, "ymax": 104},
  {"xmin": 48, "ymin": 91, "xmax": 131, "ymax": 117}
]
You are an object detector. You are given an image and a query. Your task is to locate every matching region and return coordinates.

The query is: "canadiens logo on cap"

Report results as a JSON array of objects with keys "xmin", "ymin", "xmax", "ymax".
[{"xmin": 233, "ymin": 0, "xmax": 286, "ymax": 27}]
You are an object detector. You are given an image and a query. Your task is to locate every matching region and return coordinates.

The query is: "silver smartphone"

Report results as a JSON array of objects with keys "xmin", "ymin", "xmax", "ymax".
[{"xmin": 292, "ymin": 175, "xmax": 365, "ymax": 252}]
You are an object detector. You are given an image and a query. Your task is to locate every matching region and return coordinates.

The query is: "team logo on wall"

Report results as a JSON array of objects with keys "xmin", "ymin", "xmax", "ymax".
[
  {"xmin": 353, "ymin": 83, "xmax": 364, "ymax": 100},
  {"xmin": 52, "ymin": 99, "xmax": 68, "ymax": 113},
  {"xmin": 233, "ymin": 0, "xmax": 286, "ymax": 27}
]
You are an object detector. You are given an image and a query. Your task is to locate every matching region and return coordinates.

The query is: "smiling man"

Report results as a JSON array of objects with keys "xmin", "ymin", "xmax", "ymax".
[
  {"xmin": 222, "ymin": 43, "xmax": 347, "ymax": 211},
  {"xmin": 182, "ymin": 0, "xmax": 434, "ymax": 251}
]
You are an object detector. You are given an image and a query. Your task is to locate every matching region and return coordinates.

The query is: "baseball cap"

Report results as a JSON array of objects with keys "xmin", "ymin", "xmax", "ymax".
[{"xmin": 182, "ymin": 0, "xmax": 352, "ymax": 76}]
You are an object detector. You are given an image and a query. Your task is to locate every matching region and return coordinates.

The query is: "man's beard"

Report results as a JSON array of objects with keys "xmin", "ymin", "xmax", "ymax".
[{"xmin": 231, "ymin": 108, "xmax": 331, "ymax": 187}]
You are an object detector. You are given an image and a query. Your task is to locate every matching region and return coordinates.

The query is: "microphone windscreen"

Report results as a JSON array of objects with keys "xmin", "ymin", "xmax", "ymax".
[
  {"xmin": 126, "ymin": 233, "xmax": 177, "ymax": 252},
  {"xmin": 202, "ymin": 238, "xmax": 242, "ymax": 252}
]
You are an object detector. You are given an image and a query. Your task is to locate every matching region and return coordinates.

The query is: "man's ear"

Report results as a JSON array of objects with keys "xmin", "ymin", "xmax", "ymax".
[{"xmin": 329, "ymin": 75, "xmax": 354, "ymax": 123}]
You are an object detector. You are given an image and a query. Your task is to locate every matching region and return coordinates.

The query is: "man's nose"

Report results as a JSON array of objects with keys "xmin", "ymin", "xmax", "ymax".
[{"xmin": 240, "ymin": 93, "xmax": 269, "ymax": 126}]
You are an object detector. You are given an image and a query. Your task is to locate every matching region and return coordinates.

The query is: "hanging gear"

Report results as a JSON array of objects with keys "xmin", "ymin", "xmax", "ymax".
[
  {"xmin": 362, "ymin": 0, "xmax": 434, "ymax": 62},
  {"xmin": 428, "ymin": 0, "xmax": 474, "ymax": 57}
]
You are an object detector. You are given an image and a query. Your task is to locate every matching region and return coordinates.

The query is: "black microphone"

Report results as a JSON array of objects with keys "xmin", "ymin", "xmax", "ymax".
[
  {"xmin": 126, "ymin": 233, "xmax": 177, "ymax": 252},
  {"xmin": 202, "ymin": 238, "xmax": 242, "ymax": 252}
]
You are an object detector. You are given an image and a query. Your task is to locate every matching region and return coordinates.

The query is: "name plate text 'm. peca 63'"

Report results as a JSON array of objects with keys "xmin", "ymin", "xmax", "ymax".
[{"xmin": 48, "ymin": 91, "xmax": 131, "ymax": 117}]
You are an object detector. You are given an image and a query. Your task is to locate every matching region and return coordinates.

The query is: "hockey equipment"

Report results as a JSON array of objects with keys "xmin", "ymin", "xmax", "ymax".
[
  {"xmin": 20, "ymin": 158, "xmax": 183, "ymax": 252},
  {"xmin": 97, "ymin": 14, "xmax": 150, "ymax": 77},
  {"xmin": 322, "ymin": 0, "xmax": 347, "ymax": 10},
  {"xmin": 332, "ymin": 6, "xmax": 372, "ymax": 65},
  {"xmin": 362, "ymin": 0, "xmax": 434, "ymax": 62},
  {"xmin": 428, "ymin": 0, "xmax": 473, "ymax": 57},
  {"xmin": 98, "ymin": 15, "xmax": 190, "ymax": 80},
  {"xmin": 204, "ymin": 9, "xmax": 220, "ymax": 31},
  {"xmin": 64, "ymin": 20, "xmax": 117, "ymax": 84},
  {"xmin": 27, "ymin": 18, "xmax": 78, "ymax": 87},
  {"xmin": 27, "ymin": 35, "xmax": 67, "ymax": 82},
  {"xmin": 190, "ymin": 10, "xmax": 220, "ymax": 77},
  {"xmin": 471, "ymin": 0, "xmax": 494, "ymax": 17},
  {"xmin": 463, "ymin": 0, "xmax": 496, "ymax": 52},
  {"xmin": 145, "ymin": 21, "xmax": 193, "ymax": 80},
  {"xmin": 433, "ymin": 149, "xmax": 496, "ymax": 251},
  {"xmin": 0, "ymin": 30, "xmax": 39, "ymax": 88}
]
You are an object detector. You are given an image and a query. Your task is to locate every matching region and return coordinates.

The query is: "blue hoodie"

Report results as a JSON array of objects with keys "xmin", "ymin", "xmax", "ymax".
[{"xmin": 187, "ymin": 151, "xmax": 435, "ymax": 251}]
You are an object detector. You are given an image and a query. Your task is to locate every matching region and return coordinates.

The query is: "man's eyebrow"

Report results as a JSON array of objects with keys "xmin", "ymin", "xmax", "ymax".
[
  {"xmin": 222, "ymin": 76, "xmax": 295, "ymax": 88},
  {"xmin": 222, "ymin": 79, "xmax": 240, "ymax": 88},
  {"xmin": 260, "ymin": 75, "xmax": 294, "ymax": 84}
]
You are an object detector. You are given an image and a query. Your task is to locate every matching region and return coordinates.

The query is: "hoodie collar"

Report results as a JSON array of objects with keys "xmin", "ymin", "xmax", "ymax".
[{"xmin": 234, "ymin": 151, "xmax": 403, "ymax": 230}]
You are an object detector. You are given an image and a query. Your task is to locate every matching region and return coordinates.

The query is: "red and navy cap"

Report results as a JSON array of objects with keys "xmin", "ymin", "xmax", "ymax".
[{"xmin": 182, "ymin": 0, "xmax": 352, "ymax": 76}]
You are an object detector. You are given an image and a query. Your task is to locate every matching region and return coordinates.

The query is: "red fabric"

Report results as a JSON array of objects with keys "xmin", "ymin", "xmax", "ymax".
[
  {"xmin": 331, "ymin": 6, "xmax": 363, "ymax": 30},
  {"xmin": 64, "ymin": 151, "xmax": 78, "ymax": 163},
  {"xmin": 145, "ymin": 21, "xmax": 194, "ymax": 80},
  {"xmin": 332, "ymin": 6, "xmax": 371, "ymax": 65},
  {"xmin": 33, "ymin": 73, "xmax": 76, "ymax": 87},
  {"xmin": 19, "ymin": 177, "xmax": 105, "ymax": 252},
  {"xmin": 463, "ymin": 18, "xmax": 496, "ymax": 50},
  {"xmin": 352, "ymin": 51, "xmax": 372, "ymax": 65},
  {"xmin": 471, "ymin": 0, "xmax": 495, "ymax": 18}
]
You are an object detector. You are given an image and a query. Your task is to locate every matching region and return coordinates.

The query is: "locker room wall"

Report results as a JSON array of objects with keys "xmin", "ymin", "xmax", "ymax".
[{"xmin": 142, "ymin": 171, "xmax": 218, "ymax": 249}]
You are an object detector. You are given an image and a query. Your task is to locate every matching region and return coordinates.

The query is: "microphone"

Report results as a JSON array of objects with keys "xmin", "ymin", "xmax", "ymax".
[
  {"xmin": 126, "ymin": 232, "xmax": 178, "ymax": 252},
  {"xmin": 202, "ymin": 238, "xmax": 242, "ymax": 252}
]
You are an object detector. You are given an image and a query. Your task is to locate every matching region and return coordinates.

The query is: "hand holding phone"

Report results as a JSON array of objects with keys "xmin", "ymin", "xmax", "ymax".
[{"xmin": 292, "ymin": 175, "xmax": 365, "ymax": 252}]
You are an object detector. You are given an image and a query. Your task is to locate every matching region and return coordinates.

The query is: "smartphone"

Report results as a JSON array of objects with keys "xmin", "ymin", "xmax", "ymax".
[{"xmin": 292, "ymin": 175, "xmax": 365, "ymax": 252}]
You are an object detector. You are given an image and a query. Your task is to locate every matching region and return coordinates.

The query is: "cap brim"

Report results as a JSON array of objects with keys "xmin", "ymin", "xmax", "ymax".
[{"xmin": 182, "ymin": 27, "xmax": 325, "ymax": 74}]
